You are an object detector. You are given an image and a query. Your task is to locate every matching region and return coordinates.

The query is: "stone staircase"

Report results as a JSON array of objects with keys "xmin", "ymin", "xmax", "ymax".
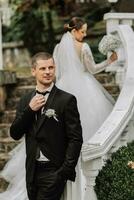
[
  {"xmin": 0, "ymin": 72, "xmax": 119, "ymax": 193},
  {"xmin": 0, "ymin": 75, "xmax": 36, "ymax": 192},
  {"xmin": 95, "ymin": 72, "xmax": 120, "ymax": 100}
]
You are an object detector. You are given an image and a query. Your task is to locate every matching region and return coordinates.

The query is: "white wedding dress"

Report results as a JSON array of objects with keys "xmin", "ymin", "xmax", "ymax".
[{"xmin": 0, "ymin": 32, "xmax": 114, "ymax": 200}]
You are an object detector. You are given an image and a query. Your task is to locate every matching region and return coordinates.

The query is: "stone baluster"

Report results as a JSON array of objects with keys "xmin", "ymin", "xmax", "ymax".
[
  {"xmin": 104, "ymin": 13, "xmax": 134, "ymax": 33},
  {"xmin": 82, "ymin": 157, "xmax": 105, "ymax": 200},
  {"xmin": 120, "ymin": 129, "xmax": 128, "ymax": 146},
  {"xmin": 104, "ymin": 13, "xmax": 134, "ymax": 88},
  {"xmin": 125, "ymin": 117, "xmax": 134, "ymax": 143},
  {"xmin": 121, "ymin": 19, "xmax": 133, "ymax": 26}
]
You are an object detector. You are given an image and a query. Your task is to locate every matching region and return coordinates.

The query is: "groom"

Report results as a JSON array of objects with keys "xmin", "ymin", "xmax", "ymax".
[{"xmin": 10, "ymin": 52, "xmax": 83, "ymax": 200}]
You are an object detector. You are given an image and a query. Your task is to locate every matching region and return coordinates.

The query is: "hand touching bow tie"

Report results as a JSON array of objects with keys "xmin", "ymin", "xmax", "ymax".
[{"xmin": 29, "ymin": 91, "xmax": 49, "ymax": 112}]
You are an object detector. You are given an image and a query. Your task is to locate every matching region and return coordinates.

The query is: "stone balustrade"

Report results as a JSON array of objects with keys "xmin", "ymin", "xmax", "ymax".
[
  {"xmin": 104, "ymin": 13, "xmax": 134, "ymax": 88},
  {"xmin": 3, "ymin": 41, "xmax": 31, "ymax": 68},
  {"xmin": 104, "ymin": 13, "xmax": 134, "ymax": 33},
  {"xmin": 81, "ymin": 25, "xmax": 134, "ymax": 200}
]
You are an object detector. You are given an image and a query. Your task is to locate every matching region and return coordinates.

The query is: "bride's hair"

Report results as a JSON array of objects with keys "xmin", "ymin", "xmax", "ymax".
[{"xmin": 64, "ymin": 17, "xmax": 85, "ymax": 32}]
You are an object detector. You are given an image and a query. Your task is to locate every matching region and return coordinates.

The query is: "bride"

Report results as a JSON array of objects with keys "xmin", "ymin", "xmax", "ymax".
[{"xmin": 0, "ymin": 17, "xmax": 117, "ymax": 199}]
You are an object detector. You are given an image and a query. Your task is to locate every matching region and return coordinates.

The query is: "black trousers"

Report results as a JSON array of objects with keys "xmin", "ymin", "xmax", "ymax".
[{"xmin": 29, "ymin": 161, "xmax": 66, "ymax": 200}]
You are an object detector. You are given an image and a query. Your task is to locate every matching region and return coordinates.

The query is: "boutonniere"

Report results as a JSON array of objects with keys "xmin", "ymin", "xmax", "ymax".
[{"xmin": 45, "ymin": 109, "xmax": 58, "ymax": 121}]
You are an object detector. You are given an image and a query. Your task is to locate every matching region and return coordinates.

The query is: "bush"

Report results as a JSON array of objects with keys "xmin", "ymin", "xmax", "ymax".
[{"xmin": 95, "ymin": 141, "xmax": 134, "ymax": 200}]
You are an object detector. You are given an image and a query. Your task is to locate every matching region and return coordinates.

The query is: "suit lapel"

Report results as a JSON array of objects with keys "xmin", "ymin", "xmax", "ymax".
[
  {"xmin": 36, "ymin": 85, "xmax": 57, "ymax": 133},
  {"xmin": 25, "ymin": 90, "xmax": 36, "ymax": 105}
]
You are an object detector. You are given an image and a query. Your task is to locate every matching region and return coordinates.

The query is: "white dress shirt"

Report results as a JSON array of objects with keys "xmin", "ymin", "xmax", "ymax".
[{"xmin": 36, "ymin": 82, "xmax": 54, "ymax": 161}]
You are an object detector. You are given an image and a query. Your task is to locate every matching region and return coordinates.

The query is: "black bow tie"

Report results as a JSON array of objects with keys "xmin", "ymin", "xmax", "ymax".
[{"xmin": 36, "ymin": 90, "xmax": 50, "ymax": 96}]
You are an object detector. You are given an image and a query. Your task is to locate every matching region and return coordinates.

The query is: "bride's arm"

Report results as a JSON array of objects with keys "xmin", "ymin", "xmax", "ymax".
[{"xmin": 82, "ymin": 43, "xmax": 115, "ymax": 74}]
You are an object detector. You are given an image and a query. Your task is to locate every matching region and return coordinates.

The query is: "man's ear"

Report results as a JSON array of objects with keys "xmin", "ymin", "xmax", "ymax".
[
  {"xmin": 31, "ymin": 67, "xmax": 36, "ymax": 77},
  {"xmin": 53, "ymin": 75, "xmax": 56, "ymax": 83}
]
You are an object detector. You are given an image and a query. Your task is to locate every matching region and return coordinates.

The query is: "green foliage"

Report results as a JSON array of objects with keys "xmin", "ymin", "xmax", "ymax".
[
  {"xmin": 6, "ymin": 0, "xmax": 56, "ymax": 55},
  {"xmin": 3, "ymin": 1, "xmax": 110, "ymax": 57},
  {"xmin": 95, "ymin": 141, "xmax": 134, "ymax": 200},
  {"xmin": 90, "ymin": 41, "xmax": 106, "ymax": 63}
]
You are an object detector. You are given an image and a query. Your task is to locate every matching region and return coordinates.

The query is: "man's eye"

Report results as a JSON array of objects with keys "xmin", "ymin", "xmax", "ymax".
[
  {"xmin": 49, "ymin": 66, "xmax": 54, "ymax": 69},
  {"xmin": 40, "ymin": 68, "xmax": 45, "ymax": 70}
]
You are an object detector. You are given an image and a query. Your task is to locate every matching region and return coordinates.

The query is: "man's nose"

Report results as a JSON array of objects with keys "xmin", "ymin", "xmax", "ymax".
[{"xmin": 45, "ymin": 68, "xmax": 50, "ymax": 73}]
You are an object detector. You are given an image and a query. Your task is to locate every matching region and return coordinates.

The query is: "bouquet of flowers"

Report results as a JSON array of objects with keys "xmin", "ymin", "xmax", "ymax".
[{"xmin": 98, "ymin": 34, "xmax": 121, "ymax": 55}]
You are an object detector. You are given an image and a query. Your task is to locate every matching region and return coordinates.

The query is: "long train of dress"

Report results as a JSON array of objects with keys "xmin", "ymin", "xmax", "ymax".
[{"xmin": 0, "ymin": 32, "xmax": 114, "ymax": 199}]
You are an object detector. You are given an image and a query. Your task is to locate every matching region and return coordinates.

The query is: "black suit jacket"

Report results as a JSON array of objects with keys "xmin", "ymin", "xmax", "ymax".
[{"xmin": 10, "ymin": 85, "xmax": 83, "ymax": 193}]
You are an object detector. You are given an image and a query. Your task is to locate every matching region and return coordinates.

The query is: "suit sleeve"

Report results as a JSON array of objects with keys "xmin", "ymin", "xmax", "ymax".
[
  {"xmin": 59, "ymin": 95, "xmax": 83, "ymax": 179},
  {"xmin": 10, "ymin": 96, "xmax": 35, "ymax": 140}
]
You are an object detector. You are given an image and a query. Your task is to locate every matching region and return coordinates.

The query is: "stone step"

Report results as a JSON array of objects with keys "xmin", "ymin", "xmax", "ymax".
[
  {"xmin": 0, "ymin": 124, "xmax": 10, "ymax": 138},
  {"xmin": 0, "ymin": 153, "xmax": 10, "ymax": 171},
  {"xmin": 0, "ymin": 176, "xmax": 9, "ymax": 192},
  {"xmin": 6, "ymin": 97, "xmax": 20, "ymax": 110},
  {"xmin": 95, "ymin": 72, "xmax": 116, "ymax": 84},
  {"xmin": 0, "ymin": 153, "xmax": 10, "ymax": 192},
  {"xmin": 10, "ymin": 85, "xmax": 35, "ymax": 98},
  {"xmin": 6, "ymin": 85, "xmax": 35, "ymax": 109},
  {"xmin": 17, "ymin": 73, "xmax": 114, "ymax": 84},
  {"xmin": 0, "ymin": 137, "xmax": 20, "ymax": 154},
  {"xmin": 17, "ymin": 73, "xmax": 115, "ymax": 86},
  {"xmin": 17, "ymin": 76, "xmax": 36, "ymax": 86},
  {"xmin": 18, "ymin": 73, "xmax": 115, "ymax": 85},
  {"xmin": 0, "ymin": 110, "xmax": 16, "ymax": 124},
  {"xmin": 11, "ymin": 82, "xmax": 119, "ymax": 98},
  {"xmin": 103, "ymin": 83, "xmax": 120, "ymax": 96}
]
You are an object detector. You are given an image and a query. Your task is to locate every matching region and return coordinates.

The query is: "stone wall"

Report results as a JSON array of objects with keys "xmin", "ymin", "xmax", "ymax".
[
  {"xmin": 0, "ymin": 70, "xmax": 17, "ymax": 112},
  {"xmin": 3, "ymin": 41, "xmax": 31, "ymax": 68}
]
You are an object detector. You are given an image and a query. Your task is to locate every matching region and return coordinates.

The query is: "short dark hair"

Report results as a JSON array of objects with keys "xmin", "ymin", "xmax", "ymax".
[{"xmin": 31, "ymin": 52, "xmax": 53, "ymax": 68}]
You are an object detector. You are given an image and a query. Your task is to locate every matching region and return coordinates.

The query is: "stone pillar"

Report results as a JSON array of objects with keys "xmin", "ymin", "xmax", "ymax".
[
  {"xmin": 0, "ymin": 12, "xmax": 3, "ymax": 70},
  {"xmin": 104, "ymin": 14, "xmax": 119, "ymax": 34}
]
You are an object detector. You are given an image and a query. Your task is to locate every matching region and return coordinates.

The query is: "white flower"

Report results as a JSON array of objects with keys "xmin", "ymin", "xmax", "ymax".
[
  {"xmin": 127, "ymin": 161, "xmax": 134, "ymax": 169},
  {"xmin": 45, "ymin": 109, "xmax": 58, "ymax": 121},
  {"xmin": 98, "ymin": 34, "xmax": 121, "ymax": 55}
]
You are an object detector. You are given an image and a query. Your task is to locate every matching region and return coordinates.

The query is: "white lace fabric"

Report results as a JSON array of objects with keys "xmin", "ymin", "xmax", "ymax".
[{"xmin": 82, "ymin": 43, "xmax": 109, "ymax": 74}]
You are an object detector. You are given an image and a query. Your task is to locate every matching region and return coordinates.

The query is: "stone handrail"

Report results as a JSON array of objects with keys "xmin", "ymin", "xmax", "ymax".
[
  {"xmin": 81, "ymin": 25, "xmax": 134, "ymax": 200},
  {"xmin": 104, "ymin": 13, "xmax": 134, "ymax": 33}
]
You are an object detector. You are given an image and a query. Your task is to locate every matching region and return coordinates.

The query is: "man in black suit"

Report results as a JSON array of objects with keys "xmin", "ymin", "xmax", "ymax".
[{"xmin": 10, "ymin": 52, "xmax": 83, "ymax": 200}]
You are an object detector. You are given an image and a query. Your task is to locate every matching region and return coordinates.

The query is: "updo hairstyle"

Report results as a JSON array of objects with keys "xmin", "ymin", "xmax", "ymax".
[{"xmin": 64, "ymin": 17, "xmax": 85, "ymax": 32}]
